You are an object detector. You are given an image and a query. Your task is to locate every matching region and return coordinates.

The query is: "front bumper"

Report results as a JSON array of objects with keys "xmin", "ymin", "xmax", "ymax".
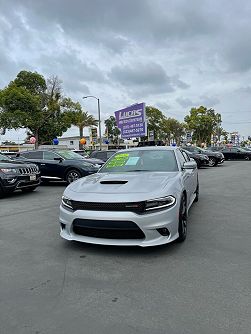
[
  {"xmin": 59, "ymin": 202, "xmax": 180, "ymax": 247},
  {"xmin": 1, "ymin": 174, "xmax": 40, "ymax": 192},
  {"xmin": 217, "ymin": 157, "xmax": 225, "ymax": 164}
]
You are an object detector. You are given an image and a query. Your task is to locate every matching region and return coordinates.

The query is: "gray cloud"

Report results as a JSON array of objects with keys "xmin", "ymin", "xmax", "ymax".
[
  {"xmin": 176, "ymin": 96, "xmax": 220, "ymax": 108},
  {"xmin": 109, "ymin": 62, "xmax": 188, "ymax": 97}
]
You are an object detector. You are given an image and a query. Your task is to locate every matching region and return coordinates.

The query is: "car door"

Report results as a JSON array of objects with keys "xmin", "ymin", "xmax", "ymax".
[
  {"xmin": 176, "ymin": 149, "xmax": 196, "ymax": 206},
  {"xmin": 42, "ymin": 151, "xmax": 65, "ymax": 178},
  {"xmin": 222, "ymin": 148, "xmax": 231, "ymax": 160},
  {"xmin": 235, "ymin": 148, "xmax": 245, "ymax": 159}
]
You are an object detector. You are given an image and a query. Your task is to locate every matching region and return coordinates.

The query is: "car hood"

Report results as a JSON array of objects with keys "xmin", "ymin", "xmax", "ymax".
[
  {"xmin": 0, "ymin": 160, "xmax": 36, "ymax": 168},
  {"xmin": 65, "ymin": 171, "xmax": 181, "ymax": 202}
]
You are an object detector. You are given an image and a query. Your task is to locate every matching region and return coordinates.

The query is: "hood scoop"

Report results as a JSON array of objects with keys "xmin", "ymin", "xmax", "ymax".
[{"xmin": 100, "ymin": 180, "xmax": 128, "ymax": 185}]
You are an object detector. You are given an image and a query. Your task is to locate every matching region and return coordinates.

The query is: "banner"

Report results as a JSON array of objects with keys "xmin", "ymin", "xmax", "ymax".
[{"xmin": 114, "ymin": 102, "xmax": 147, "ymax": 139}]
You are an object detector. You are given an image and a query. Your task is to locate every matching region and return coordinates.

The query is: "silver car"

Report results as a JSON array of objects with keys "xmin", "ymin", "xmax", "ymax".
[{"xmin": 59, "ymin": 147, "xmax": 199, "ymax": 247}]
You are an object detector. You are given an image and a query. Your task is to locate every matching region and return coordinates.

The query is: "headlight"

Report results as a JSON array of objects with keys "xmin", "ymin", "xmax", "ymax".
[
  {"xmin": 62, "ymin": 196, "xmax": 73, "ymax": 210},
  {"xmin": 145, "ymin": 195, "xmax": 176, "ymax": 211},
  {"xmin": 0, "ymin": 168, "xmax": 18, "ymax": 174}
]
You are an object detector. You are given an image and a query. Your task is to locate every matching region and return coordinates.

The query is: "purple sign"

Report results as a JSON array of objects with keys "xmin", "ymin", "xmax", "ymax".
[{"xmin": 114, "ymin": 102, "xmax": 147, "ymax": 138}]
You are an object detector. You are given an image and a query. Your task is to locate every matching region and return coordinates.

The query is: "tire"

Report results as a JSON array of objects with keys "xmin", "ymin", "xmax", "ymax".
[
  {"xmin": 0, "ymin": 184, "xmax": 4, "ymax": 198},
  {"xmin": 244, "ymin": 156, "xmax": 250, "ymax": 161},
  {"xmin": 176, "ymin": 195, "xmax": 187, "ymax": 243},
  {"xmin": 65, "ymin": 169, "xmax": 81, "ymax": 184},
  {"xmin": 194, "ymin": 182, "xmax": 199, "ymax": 202},
  {"xmin": 208, "ymin": 157, "xmax": 217, "ymax": 167},
  {"xmin": 21, "ymin": 186, "xmax": 37, "ymax": 193},
  {"xmin": 196, "ymin": 160, "xmax": 201, "ymax": 169}
]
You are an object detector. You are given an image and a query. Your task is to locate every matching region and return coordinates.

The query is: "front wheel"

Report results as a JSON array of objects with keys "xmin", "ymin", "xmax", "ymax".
[
  {"xmin": 208, "ymin": 157, "xmax": 217, "ymax": 167},
  {"xmin": 65, "ymin": 169, "xmax": 81, "ymax": 184},
  {"xmin": 244, "ymin": 156, "xmax": 250, "ymax": 161},
  {"xmin": 176, "ymin": 195, "xmax": 187, "ymax": 243}
]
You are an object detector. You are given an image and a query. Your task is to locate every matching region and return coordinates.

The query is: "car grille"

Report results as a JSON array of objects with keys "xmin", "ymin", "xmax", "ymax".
[
  {"xmin": 72, "ymin": 219, "xmax": 145, "ymax": 239},
  {"xmin": 18, "ymin": 167, "xmax": 38, "ymax": 175},
  {"xmin": 71, "ymin": 200, "xmax": 145, "ymax": 213}
]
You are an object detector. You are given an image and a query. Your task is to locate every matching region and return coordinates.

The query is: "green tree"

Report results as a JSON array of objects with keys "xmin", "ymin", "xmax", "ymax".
[
  {"xmin": 71, "ymin": 107, "xmax": 98, "ymax": 149},
  {"xmin": 184, "ymin": 106, "xmax": 221, "ymax": 145},
  {"xmin": 145, "ymin": 106, "xmax": 166, "ymax": 140},
  {"xmin": 0, "ymin": 71, "xmax": 77, "ymax": 148},
  {"xmin": 162, "ymin": 118, "xmax": 185, "ymax": 145},
  {"xmin": 104, "ymin": 116, "xmax": 120, "ymax": 144}
]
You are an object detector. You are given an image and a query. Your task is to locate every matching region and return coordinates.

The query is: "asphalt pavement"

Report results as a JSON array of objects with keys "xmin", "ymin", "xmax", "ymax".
[{"xmin": 0, "ymin": 161, "xmax": 250, "ymax": 334}]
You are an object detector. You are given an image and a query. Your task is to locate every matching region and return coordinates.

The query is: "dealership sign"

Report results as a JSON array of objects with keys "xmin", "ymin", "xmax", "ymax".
[{"xmin": 114, "ymin": 102, "xmax": 147, "ymax": 138}]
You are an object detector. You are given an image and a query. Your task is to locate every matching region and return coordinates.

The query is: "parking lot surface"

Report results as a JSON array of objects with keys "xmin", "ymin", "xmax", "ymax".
[{"xmin": 0, "ymin": 161, "xmax": 250, "ymax": 334}]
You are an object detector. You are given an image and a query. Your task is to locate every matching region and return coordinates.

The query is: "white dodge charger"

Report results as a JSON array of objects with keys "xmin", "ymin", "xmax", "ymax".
[{"xmin": 59, "ymin": 146, "xmax": 199, "ymax": 247}]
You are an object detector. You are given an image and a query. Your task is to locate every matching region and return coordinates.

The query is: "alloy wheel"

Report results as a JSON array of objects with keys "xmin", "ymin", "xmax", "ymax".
[{"xmin": 67, "ymin": 170, "xmax": 81, "ymax": 183}]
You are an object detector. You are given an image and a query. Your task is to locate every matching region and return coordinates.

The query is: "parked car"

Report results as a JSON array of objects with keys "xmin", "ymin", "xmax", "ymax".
[
  {"xmin": 0, "ymin": 153, "xmax": 40, "ymax": 197},
  {"xmin": 184, "ymin": 146, "xmax": 224, "ymax": 167},
  {"xmin": 221, "ymin": 147, "xmax": 251, "ymax": 160},
  {"xmin": 89, "ymin": 150, "xmax": 118, "ymax": 162},
  {"xmin": 138, "ymin": 140, "xmax": 165, "ymax": 147},
  {"xmin": 17, "ymin": 150, "xmax": 99, "ymax": 183},
  {"xmin": 59, "ymin": 146, "xmax": 199, "ymax": 247},
  {"xmin": 72, "ymin": 150, "xmax": 105, "ymax": 166},
  {"xmin": 182, "ymin": 149, "xmax": 209, "ymax": 168}
]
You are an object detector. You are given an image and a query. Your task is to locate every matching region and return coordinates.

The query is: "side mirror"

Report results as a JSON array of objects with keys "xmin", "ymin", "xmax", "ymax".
[
  {"xmin": 183, "ymin": 160, "xmax": 197, "ymax": 170},
  {"xmin": 54, "ymin": 157, "xmax": 63, "ymax": 162}
]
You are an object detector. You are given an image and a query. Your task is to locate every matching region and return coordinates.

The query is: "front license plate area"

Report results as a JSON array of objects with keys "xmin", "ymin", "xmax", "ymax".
[{"xmin": 30, "ymin": 175, "xmax": 36, "ymax": 181}]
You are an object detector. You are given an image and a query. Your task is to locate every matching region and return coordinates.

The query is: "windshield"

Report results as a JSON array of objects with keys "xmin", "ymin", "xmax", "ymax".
[
  {"xmin": 99, "ymin": 149, "xmax": 178, "ymax": 173},
  {"xmin": 56, "ymin": 150, "xmax": 84, "ymax": 160},
  {"xmin": 0, "ymin": 153, "xmax": 11, "ymax": 161}
]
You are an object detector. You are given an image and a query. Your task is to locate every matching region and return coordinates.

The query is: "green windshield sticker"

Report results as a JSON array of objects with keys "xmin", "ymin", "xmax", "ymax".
[
  {"xmin": 106, "ymin": 153, "xmax": 130, "ymax": 168},
  {"xmin": 125, "ymin": 157, "xmax": 140, "ymax": 166}
]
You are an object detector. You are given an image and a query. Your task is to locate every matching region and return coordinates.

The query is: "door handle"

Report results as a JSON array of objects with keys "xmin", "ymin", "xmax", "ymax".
[{"xmin": 40, "ymin": 163, "xmax": 46, "ymax": 166}]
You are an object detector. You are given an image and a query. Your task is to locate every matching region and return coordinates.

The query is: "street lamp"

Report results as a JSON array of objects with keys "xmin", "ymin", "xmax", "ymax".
[{"xmin": 82, "ymin": 95, "xmax": 102, "ymax": 151}]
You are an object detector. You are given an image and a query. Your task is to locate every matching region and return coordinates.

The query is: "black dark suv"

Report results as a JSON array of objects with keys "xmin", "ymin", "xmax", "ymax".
[
  {"xmin": 0, "ymin": 153, "xmax": 40, "ymax": 197},
  {"xmin": 184, "ymin": 146, "xmax": 224, "ymax": 167},
  {"xmin": 17, "ymin": 149, "xmax": 99, "ymax": 183}
]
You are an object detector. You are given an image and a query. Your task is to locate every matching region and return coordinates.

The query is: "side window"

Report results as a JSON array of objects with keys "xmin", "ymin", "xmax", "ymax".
[
  {"xmin": 176, "ymin": 150, "xmax": 186, "ymax": 166},
  {"xmin": 21, "ymin": 151, "xmax": 43, "ymax": 159},
  {"xmin": 43, "ymin": 151, "xmax": 59, "ymax": 160}
]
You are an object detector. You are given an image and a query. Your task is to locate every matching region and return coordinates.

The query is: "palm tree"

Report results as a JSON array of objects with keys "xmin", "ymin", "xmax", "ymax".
[{"xmin": 72, "ymin": 110, "xmax": 98, "ymax": 149}]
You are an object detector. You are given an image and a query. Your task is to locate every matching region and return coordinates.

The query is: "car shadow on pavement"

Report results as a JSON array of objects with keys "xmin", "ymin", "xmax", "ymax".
[
  {"xmin": 61, "ymin": 238, "xmax": 183, "ymax": 258},
  {"xmin": 40, "ymin": 180, "xmax": 67, "ymax": 186}
]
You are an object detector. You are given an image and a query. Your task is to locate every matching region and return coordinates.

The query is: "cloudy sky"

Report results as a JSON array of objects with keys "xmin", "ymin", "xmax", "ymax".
[{"xmin": 1, "ymin": 0, "xmax": 251, "ymax": 142}]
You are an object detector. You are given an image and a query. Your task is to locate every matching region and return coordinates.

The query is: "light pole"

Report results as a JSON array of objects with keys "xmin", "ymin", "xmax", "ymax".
[{"xmin": 82, "ymin": 95, "xmax": 102, "ymax": 151}]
